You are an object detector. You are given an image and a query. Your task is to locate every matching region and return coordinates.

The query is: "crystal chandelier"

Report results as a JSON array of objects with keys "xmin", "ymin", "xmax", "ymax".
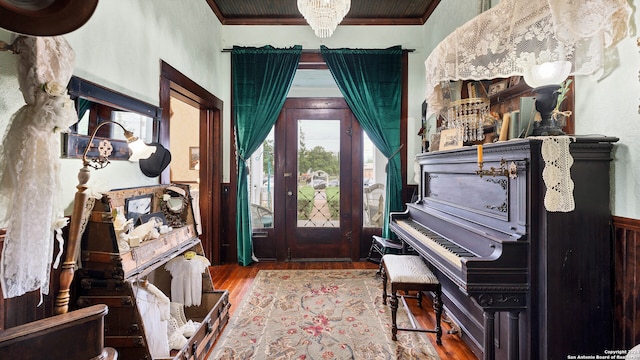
[{"xmin": 297, "ymin": 0, "xmax": 351, "ymax": 38}]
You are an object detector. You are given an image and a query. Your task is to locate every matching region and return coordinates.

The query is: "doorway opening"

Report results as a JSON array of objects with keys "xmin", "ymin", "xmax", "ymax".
[{"xmin": 233, "ymin": 51, "xmax": 409, "ymax": 263}]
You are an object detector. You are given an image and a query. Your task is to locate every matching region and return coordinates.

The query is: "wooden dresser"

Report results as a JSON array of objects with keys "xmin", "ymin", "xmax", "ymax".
[{"xmin": 74, "ymin": 184, "xmax": 229, "ymax": 360}]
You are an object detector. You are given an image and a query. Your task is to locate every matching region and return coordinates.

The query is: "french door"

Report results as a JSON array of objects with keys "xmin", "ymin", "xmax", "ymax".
[{"xmin": 273, "ymin": 98, "xmax": 360, "ymax": 261}]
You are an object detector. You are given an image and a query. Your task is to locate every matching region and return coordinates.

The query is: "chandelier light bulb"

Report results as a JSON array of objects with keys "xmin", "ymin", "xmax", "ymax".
[{"xmin": 297, "ymin": 0, "xmax": 351, "ymax": 38}]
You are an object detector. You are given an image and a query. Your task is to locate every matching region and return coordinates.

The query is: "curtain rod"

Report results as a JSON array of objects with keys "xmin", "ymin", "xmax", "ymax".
[{"xmin": 221, "ymin": 48, "xmax": 415, "ymax": 53}]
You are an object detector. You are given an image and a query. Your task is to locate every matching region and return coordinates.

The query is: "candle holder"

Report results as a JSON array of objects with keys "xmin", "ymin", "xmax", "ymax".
[{"xmin": 476, "ymin": 159, "xmax": 518, "ymax": 179}]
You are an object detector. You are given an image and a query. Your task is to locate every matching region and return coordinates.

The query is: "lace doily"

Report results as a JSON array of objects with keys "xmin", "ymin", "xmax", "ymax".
[
  {"xmin": 533, "ymin": 136, "xmax": 576, "ymax": 212},
  {"xmin": 0, "ymin": 36, "xmax": 77, "ymax": 299},
  {"xmin": 424, "ymin": 0, "xmax": 631, "ymax": 119}
]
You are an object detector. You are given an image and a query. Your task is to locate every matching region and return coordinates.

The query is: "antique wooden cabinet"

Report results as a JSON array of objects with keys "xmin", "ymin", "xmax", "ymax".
[{"xmin": 74, "ymin": 184, "xmax": 229, "ymax": 360}]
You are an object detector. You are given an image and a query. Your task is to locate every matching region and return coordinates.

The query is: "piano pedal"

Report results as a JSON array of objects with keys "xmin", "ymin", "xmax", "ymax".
[{"xmin": 442, "ymin": 313, "xmax": 461, "ymax": 335}]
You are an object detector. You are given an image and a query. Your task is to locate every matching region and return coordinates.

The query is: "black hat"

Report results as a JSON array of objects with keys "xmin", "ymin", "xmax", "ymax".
[
  {"xmin": 0, "ymin": 0, "xmax": 98, "ymax": 36},
  {"xmin": 139, "ymin": 143, "xmax": 172, "ymax": 178}
]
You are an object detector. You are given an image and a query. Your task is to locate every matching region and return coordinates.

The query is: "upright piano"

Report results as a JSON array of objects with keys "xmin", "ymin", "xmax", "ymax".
[{"xmin": 390, "ymin": 137, "xmax": 617, "ymax": 360}]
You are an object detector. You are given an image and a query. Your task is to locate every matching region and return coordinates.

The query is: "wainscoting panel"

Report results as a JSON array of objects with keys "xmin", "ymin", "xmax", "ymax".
[{"xmin": 613, "ymin": 216, "xmax": 640, "ymax": 349}]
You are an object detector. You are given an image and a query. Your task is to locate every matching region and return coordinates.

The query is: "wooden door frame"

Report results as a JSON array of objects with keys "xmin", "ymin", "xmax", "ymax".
[
  {"xmin": 276, "ymin": 99, "xmax": 359, "ymax": 261},
  {"xmin": 159, "ymin": 61, "xmax": 223, "ymax": 264}
]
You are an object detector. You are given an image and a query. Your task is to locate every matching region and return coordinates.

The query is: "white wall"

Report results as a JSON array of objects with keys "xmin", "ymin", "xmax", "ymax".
[
  {"xmin": 0, "ymin": 0, "xmax": 638, "ymax": 219},
  {"xmin": 574, "ymin": 3, "xmax": 639, "ymax": 218}
]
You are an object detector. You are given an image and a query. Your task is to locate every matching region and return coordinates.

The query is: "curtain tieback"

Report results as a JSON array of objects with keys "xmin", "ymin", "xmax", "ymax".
[
  {"xmin": 388, "ymin": 144, "xmax": 404, "ymax": 160},
  {"xmin": 385, "ymin": 144, "xmax": 404, "ymax": 173}
]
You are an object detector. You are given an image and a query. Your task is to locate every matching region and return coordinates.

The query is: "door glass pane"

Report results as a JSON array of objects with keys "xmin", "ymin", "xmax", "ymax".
[
  {"xmin": 249, "ymin": 128, "xmax": 274, "ymax": 228},
  {"xmin": 363, "ymin": 132, "xmax": 387, "ymax": 227},
  {"xmin": 297, "ymin": 119, "xmax": 340, "ymax": 228}
]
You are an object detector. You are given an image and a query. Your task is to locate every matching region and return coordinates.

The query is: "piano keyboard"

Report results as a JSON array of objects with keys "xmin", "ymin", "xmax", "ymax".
[{"xmin": 394, "ymin": 218, "xmax": 477, "ymax": 270}]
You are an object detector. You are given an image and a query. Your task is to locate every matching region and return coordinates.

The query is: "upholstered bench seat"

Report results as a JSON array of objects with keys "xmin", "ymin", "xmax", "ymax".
[{"xmin": 381, "ymin": 254, "xmax": 443, "ymax": 345}]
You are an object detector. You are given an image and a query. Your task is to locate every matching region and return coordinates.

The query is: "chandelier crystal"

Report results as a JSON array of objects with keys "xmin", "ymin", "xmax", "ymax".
[{"xmin": 297, "ymin": 0, "xmax": 351, "ymax": 38}]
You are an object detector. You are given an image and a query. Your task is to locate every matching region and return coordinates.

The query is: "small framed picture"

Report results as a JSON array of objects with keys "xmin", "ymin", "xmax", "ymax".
[
  {"xmin": 125, "ymin": 194, "xmax": 153, "ymax": 223},
  {"xmin": 137, "ymin": 212, "xmax": 167, "ymax": 226},
  {"xmin": 189, "ymin": 147, "xmax": 199, "ymax": 170},
  {"xmin": 439, "ymin": 128, "xmax": 463, "ymax": 151},
  {"xmin": 509, "ymin": 76, "xmax": 522, "ymax": 88},
  {"xmin": 488, "ymin": 79, "xmax": 509, "ymax": 96}
]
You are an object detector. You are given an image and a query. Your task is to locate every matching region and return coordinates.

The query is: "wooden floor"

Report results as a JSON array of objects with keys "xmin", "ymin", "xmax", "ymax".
[{"xmin": 209, "ymin": 261, "xmax": 478, "ymax": 360}]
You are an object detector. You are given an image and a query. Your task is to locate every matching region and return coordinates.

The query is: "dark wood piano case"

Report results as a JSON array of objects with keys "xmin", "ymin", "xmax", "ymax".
[
  {"xmin": 391, "ymin": 136, "xmax": 617, "ymax": 360},
  {"xmin": 75, "ymin": 184, "xmax": 230, "ymax": 360}
]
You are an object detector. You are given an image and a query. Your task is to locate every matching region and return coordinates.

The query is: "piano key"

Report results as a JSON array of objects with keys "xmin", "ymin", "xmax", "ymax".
[{"xmin": 394, "ymin": 218, "xmax": 477, "ymax": 271}]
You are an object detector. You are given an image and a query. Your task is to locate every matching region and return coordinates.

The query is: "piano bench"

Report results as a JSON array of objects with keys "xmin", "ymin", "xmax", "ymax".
[
  {"xmin": 381, "ymin": 254, "xmax": 442, "ymax": 345},
  {"xmin": 367, "ymin": 235, "xmax": 404, "ymax": 265}
]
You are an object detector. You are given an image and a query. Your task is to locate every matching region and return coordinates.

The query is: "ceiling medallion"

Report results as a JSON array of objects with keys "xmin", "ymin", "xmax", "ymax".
[{"xmin": 297, "ymin": 0, "xmax": 351, "ymax": 38}]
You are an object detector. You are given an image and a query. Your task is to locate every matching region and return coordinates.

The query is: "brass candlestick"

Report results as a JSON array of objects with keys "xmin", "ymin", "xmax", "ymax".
[{"xmin": 476, "ymin": 159, "xmax": 518, "ymax": 179}]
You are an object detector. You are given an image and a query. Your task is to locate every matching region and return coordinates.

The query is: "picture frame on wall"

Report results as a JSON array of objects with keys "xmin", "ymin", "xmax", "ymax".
[
  {"xmin": 189, "ymin": 146, "xmax": 199, "ymax": 170},
  {"xmin": 509, "ymin": 76, "xmax": 522, "ymax": 88},
  {"xmin": 488, "ymin": 79, "xmax": 509, "ymax": 96}
]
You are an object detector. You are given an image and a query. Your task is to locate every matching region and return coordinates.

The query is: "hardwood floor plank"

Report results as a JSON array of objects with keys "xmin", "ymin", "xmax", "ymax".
[{"xmin": 209, "ymin": 261, "xmax": 478, "ymax": 360}]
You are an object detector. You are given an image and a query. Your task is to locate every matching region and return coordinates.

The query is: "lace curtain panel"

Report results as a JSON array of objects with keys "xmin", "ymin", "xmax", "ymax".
[
  {"xmin": 424, "ymin": 0, "xmax": 631, "ymax": 119},
  {"xmin": 0, "ymin": 36, "xmax": 77, "ymax": 299}
]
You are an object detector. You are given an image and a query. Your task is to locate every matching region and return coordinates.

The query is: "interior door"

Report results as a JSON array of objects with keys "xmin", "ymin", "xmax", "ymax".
[{"xmin": 279, "ymin": 105, "xmax": 356, "ymax": 260}]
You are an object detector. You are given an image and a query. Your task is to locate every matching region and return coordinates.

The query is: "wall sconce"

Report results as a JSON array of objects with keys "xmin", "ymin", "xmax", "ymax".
[
  {"xmin": 523, "ymin": 61, "xmax": 572, "ymax": 136},
  {"xmin": 55, "ymin": 120, "xmax": 155, "ymax": 314}
]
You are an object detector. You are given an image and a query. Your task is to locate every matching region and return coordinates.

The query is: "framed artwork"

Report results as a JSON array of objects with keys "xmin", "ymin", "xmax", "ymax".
[
  {"xmin": 488, "ymin": 79, "xmax": 509, "ymax": 96},
  {"xmin": 189, "ymin": 146, "xmax": 199, "ymax": 170},
  {"xmin": 137, "ymin": 212, "xmax": 167, "ymax": 226},
  {"xmin": 439, "ymin": 128, "xmax": 463, "ymax": 151},
  {"xmin": 509, "ymin": 76, "xmax": 522, "ymax": 88},
  {"xmin": 125, "ymin": 194, "xmax": 153, "ymax": 223}
]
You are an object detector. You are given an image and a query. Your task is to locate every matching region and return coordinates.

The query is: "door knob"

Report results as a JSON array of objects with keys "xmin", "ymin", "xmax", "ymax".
[{"xmin": 287, "ymin": 191, "xmax": 293, "ymax": 196}]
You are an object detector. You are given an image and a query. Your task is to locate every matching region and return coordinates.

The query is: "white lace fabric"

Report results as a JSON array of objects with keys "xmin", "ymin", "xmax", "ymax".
[
  {"xmin": 0, "ymin": 36, "xmax": 77, "ymax": 299},
  {"xmin": 424, "ymin": 0, "xmax": 631, "ymax": 119},
  {"xmin": 532, "ymin": 136, "xmax": 576, "ymax": 212}
]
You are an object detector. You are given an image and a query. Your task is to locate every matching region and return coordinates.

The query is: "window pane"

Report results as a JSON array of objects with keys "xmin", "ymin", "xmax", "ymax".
[
  {"xmin": 363, "ymin": 132, "xmax": 387, "ymax": 228},
  {"xmin": 297, "ymin": 119, "xmax": 340, "ymax": 228},
  {"xmin": 249, "ymin": 128, "xmax": 274, "ymax": 228}
]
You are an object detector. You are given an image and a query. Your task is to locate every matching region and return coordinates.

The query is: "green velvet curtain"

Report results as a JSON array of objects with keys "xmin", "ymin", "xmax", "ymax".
[
  {"xmin": 232, "ymin": 45, "xmax": 302, "ymax": 266},
  {"xmin": 320, "ymin": 45, "xmax": 403, "ymax": 238}
]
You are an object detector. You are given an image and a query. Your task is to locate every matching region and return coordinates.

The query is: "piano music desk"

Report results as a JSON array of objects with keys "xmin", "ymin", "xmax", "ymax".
[{"xmin": 381, "ymin": 254, "xmax": 443, "ymax": 345}]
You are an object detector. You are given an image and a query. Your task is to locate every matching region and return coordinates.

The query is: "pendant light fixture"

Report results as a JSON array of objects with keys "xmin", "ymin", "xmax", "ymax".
[{"xmin": 297, "ymin": 0, "xmax": 351, "ymax": 38}]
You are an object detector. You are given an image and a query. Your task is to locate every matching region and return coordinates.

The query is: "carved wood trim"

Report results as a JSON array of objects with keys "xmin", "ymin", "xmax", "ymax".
[{"xmin": 613, "ymin": 215, "xmax": 640, "ymax": 349}]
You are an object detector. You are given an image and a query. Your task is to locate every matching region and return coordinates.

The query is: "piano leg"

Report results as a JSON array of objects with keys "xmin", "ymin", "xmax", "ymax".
[
  {"xmin": 508, "ymin": 311, "xmax": 520, "ymax": 360},
  {"xmin": 483, "ymin": 310, "xmax": 496, "ymax": 360}
]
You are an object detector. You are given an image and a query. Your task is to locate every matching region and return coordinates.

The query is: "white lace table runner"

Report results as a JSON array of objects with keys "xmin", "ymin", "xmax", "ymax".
[{"xmin": 532, "ymin": 136, "xmax": 576, "ymax": 212}]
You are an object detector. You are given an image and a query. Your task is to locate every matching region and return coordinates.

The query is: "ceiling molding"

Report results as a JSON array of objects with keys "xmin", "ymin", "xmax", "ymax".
[{"xmin": 205, "ymin": 0, "xmax": 441, "ymax": 26}]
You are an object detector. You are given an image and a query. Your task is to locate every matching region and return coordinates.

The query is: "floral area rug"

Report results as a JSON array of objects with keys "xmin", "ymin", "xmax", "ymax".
[{"xmin": 209, "ymin": 269, "xmax": 440, "ymax": 360}]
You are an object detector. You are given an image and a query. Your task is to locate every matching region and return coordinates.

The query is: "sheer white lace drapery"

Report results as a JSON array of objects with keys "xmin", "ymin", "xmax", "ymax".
[
  {"xmin": 424, "ymin": 0, "xmax": 631, "ymax": 119},
  {"xmin": 0, "ymin": 36, "xmax": 77, "ymax": 299}
]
